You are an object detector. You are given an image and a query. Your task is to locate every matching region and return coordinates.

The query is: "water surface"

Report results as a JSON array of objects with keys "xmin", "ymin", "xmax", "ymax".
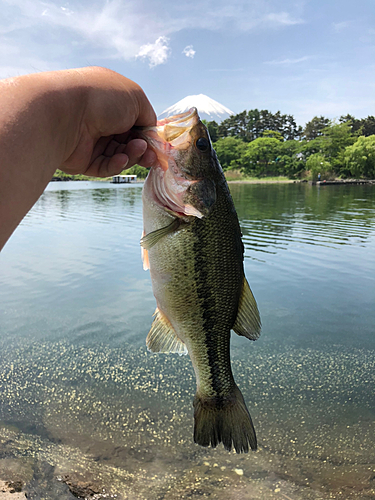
[{"xmin": 0, "ymin": 181, "xmax": 374, "ymax": 499}]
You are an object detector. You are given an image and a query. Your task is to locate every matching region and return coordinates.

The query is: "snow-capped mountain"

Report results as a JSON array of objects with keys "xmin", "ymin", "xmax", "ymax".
[{"xmin": 158, "ymin": 94, "xmax": 234, "ymax": 123}]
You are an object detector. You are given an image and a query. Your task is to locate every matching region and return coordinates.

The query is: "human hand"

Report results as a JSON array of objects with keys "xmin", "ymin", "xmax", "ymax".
[
  {"xmin": 0, "ymin": 66, "xmax": 158, "ymax": 249},
  {"xmin": 60, "ymin": 67, "xmax": 157, "ymax": 177}
]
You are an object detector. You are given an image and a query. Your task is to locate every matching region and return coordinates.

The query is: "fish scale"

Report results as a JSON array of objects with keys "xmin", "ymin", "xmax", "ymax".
[{"xmin": 137, "ymin": 108, "xmax": 261, "ymax": 453}]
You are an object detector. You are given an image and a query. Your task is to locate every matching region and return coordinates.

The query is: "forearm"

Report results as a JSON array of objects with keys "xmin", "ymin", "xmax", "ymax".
[
  {"xmin": 0, "ymin": 67, "xmax": 156, "ymax": 250},
  {"xmin": 0, "ymin": 70, "xmax": 85, "ymax": 249}
]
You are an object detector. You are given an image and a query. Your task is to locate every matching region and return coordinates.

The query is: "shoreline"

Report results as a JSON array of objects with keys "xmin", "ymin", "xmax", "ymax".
[
  {"xmin": 50, "ymin": 177, "xmax": 375, "ymax": 186},
  {"xmin": 227, "ymin": 178, "xmax": 294, "ymax": 184}
]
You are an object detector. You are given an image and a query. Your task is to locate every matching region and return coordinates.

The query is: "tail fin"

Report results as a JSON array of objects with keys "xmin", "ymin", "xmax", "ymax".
[{"xmin": 193, "ymin": 386, "xmax": 257, "ymax": 453}]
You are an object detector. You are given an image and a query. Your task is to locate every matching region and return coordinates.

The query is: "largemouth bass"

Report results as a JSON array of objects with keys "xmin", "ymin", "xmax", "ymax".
[{"xmin": 138, "ymin": 108, "xmax": 261, "ymax": 453}]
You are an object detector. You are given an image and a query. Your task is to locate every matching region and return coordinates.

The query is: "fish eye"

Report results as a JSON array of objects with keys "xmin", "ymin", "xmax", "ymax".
[{"xmin": 195, "ymin": 137, "xmax": 209, "ymax": 152}]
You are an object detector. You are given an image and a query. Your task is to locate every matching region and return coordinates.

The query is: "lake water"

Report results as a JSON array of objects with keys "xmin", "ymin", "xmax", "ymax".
[{"xmin": 0, "ymin": 181, "xmax": 374, "ymax": 499}]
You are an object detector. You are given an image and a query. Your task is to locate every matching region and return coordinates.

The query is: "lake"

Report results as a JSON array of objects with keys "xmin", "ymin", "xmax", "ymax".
[{"xmin": 0, "ymin": 181, "xmax": 374, "ymax": 499}]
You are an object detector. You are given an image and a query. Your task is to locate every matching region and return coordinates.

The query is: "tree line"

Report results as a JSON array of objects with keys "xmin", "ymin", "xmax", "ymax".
[{"xmin": 204, "ymin": 111, "xmax": 375, "ymax": 179}]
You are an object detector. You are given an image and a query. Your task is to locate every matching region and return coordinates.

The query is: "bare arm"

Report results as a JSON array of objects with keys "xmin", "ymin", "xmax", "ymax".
[{"xmin": 0, "ymin": 66, "xmax": 156, "ymax": 250}]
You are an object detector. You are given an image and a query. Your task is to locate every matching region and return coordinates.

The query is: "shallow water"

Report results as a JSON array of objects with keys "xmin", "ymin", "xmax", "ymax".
[{"xmin": 0, "ymin": 181, "xmax": 374, "ymax": 499}]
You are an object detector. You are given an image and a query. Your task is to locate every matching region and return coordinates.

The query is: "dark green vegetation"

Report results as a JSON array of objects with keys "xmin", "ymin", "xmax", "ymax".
[
  {"xmin": 204, "ymin": 111, "xmax": 375, "ymax": 180},
  {"xmin": 53, "ymin": 163, "xmax": 150, "ymax": 181},
  {"xmin": 122, "ymin": 163, "xmax": 149, "ymax": 179},
  {"xmin": 52, "ymin": 113, "xmax": 375, "ymax": 182},
  {"xmin": 52, "ymin": 170, "xmax": 100, "ymax": 181}
]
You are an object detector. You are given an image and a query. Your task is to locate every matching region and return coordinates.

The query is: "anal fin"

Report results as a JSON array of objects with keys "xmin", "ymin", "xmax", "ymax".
[
  {"xmin": 233, "ymin": 277, "xmax": 261, "ymax": 340},
  {"xmin": 146, "ymin": 308, "xmax": 188, "ymax": 355}
]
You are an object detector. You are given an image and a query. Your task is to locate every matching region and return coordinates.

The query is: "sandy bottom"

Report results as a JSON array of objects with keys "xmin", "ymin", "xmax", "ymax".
[{"xmin": 0, "ymin": 341, "xmax": 374, "ymax": 499}]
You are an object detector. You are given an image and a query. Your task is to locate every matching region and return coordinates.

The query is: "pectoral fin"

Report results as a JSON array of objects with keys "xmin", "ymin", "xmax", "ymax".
[
  {"xmin": 140, "ymin": 218, "xmax": 180, "ymax": 250},
  {"xmin": 233, "ymin": 277, "xmax": 261, "ymax": 341},
  {"xmin": 147, "ymin": 308, "xmax": 188, "ymax": 355}
]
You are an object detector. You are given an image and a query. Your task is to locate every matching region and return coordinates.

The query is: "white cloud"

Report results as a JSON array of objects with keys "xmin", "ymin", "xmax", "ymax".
[
  {"xmin": 0, "ymin": 0, "xmax": 305, "ymax": 77},
  {"xmin": 182, "ymin": 45, "xmax": 195, "ymax": 58},
  {"xmin": 137, "ymin": 36, "xmax": 171, "ymax": 68},
  {"xmin": 332, "ymin": 21, "xmax": 351, "ymax": 33},
  {"xmin": 264, "ymin": 12, "xmax": 304, "ymax": 26},
  {"xmin": 265, "ymin": 56, "xmax": 310, "ymax": 65},
  {"xmin": 60, "ymin": 6, "xmax": 74, "ymax": 16}
]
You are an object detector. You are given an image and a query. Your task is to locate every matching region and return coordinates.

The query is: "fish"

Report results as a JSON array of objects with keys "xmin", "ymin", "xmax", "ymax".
[{"xmin": 137, "ymin": 108, "xmax": 261, "ymax": 453}]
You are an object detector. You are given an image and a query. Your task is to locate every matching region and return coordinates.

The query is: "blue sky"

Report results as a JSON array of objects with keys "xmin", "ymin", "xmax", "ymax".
[{"xmin": 1, "ymin": 0, "xmax": 375, "ymax": 125}]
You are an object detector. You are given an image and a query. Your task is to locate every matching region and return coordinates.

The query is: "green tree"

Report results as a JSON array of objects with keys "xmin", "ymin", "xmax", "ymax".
[
  {"xmin": 339, "ymin": 114, "xmax": 360, "ymax": 134},
  {"xmin": 242, "ymin": 137, "xmax": 282, "ymax": 176},
  {"xmin": 213, "ymin": 136, "xmax": 247, "ymax": 170},
  {"xmin": 343, "ymin": 135, "xmax": 375, "ymax": 178},
  {"xmin": 360, "ymin": 116, "xmax": 375, "ymax": 136},
  {"xmin": 217, "ymin": 108, "xmax": 301, "ymax": 142},
  {"xmin": 281, "ymin": 114, "xmax": 303, "ymax": 141},
  {"xmin": 321, "ymin": 121, "xmax": 356, "ymax": 168},
  {"xmin": 261, "ymin": 130, "xmax": 284, "ymax": 141},
  {"xmin": 306, "ymin": 154, "xmax": 331, "ymax": 181},
  {"xmin": 218, "ymin": 110, "xmax": 258, "ymax": 142},
  {"xmin": 275, "ymin": 140, "xmax": 305, "ymax": 178},
  {"xmin": 299, "ymin": 122, "xmax": 355, "ymax": 175},
  {"xmin": 299, "ymin": 137, "xmax": 325, "ymax": 159},
  {"xmin": 303, "ymin": 116, "xmax": 331, "ymax": 140},
  {"xmin": 123, "ymin": 164, "xmax": 148, "ymax": 179},
  {"xmin": 340, "ymin": 114, "xmax": 375, "ymax": 137},
  {"xmin": 202, "ymin": 120, "xmax": 219, "ymax": 142}
]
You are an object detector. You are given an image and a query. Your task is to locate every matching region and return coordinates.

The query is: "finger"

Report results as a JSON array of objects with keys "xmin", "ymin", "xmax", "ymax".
[
  {"xmin": 91, "ymin": 136, "xmax": 113, "ymax": 161},
  {"xmin": 86, "ymin": 153, "xmax": 129, "ymax": 178},
  {"xmin": 124, "ymin": 138, "xmax": 148, "ymax": 168},
  {"xmin": 138, "ymin": 148, "xmax": 157, "ymax": 168},
  {"xmin": 103, "ymin": 139, "xmax": 126, "ymax": 157}
]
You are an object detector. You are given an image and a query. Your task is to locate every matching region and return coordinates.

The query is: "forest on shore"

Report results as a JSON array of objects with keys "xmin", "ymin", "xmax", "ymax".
[
  {"xmin": 53, "ymin": 111, "xmax": 375, "ymax": 181},
  {"xmin": 121, "ymin": 111, "xmax": 375, "ymax": 182},
  {"xmin": 204, "ymin": 111, "xmax": 375, "ymax": 180}
]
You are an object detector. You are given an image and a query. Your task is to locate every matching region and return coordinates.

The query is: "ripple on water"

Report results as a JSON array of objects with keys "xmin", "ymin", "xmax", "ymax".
[{"xmin": 1, "ymin": 183, "xmax": 375, "ymax": 498}]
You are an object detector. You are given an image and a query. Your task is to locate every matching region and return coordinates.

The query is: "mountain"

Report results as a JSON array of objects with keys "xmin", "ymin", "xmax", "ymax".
[{"xmin": 158, "ymin": 94, "xmax": 234, "ymax": 123}]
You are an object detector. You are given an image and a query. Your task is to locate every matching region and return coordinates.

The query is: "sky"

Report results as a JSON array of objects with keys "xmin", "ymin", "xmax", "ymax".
[{"xmin": 1, "ymin": 0, "xmax": 375, "ymax": 126}]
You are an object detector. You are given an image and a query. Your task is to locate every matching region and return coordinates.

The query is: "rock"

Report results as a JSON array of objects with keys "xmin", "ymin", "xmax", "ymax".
[
  {"xmin": 61, "ymin": 474, "xmax": 106, "ymax": 499},
  {"xmin": 0, "ymin": 480, "xmax": 27, "ymax": 499}
]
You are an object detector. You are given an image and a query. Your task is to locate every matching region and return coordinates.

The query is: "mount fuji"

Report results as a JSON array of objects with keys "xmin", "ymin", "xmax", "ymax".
[{"xmin": 158, "ymin": 94, "xmax": 234, "ymax": 123}]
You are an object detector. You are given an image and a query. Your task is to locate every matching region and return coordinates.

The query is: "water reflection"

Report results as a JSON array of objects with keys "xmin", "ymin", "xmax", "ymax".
[
  {"xmin": 0, "ymin": 181, "xmax": 374, "ymax": 499},
  {"xmin": 230, "ymin": 183, "xmax": 375, "ymax": 256}
]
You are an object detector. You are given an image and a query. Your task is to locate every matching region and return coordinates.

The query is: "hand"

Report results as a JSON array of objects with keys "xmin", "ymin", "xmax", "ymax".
[
  {"xmin": 60, "ymin": 67, "xmax": 157, "ymax": 177},
  {"xmin": 0, "ymin": 66, "xmax": 158, "ymax": 249}
]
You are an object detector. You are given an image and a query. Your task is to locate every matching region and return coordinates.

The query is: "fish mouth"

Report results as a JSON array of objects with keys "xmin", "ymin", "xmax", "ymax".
[
  {"xmin": 137, "ymin": 108, "xmax": 200, "ymax": 152},
  {"xmin": 139, "ymin": 107, "xmax": 205, "ymax": 219},
  {"xmin": 157, "ymin": 108, "xmax": 199, "ymax": 144}
]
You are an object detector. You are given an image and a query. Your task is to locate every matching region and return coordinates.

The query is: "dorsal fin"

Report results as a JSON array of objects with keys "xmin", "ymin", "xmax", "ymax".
[
  {"xmin": 146, "ymin": 308, "xmax": 188, "ymax": 355},
  {"xmin": 233, "ymin": 277, "xmax": 261, "ymax": 341}
]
